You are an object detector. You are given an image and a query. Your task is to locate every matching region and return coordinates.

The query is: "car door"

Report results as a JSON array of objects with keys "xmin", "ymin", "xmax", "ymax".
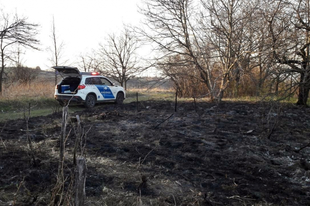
[
  {"xmin": 94, "ymin": 77, "xmax": 116, "ymax": 100},
  {"xmin": 84, "ymin": 77, "xmax": 103, "ymax": 100}
]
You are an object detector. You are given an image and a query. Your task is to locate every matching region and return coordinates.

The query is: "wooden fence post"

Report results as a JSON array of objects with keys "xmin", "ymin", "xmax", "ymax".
[
  {"xmin": 175, "ymin": 90, "xmax": 178, "ymax": 112},
  {"xmin": 75, "ymin": 157, "xmax": 86, "ymax": 206},
  {"xmin": 136, "ymin": 92, "xmax": 139, "ymax": 112}
]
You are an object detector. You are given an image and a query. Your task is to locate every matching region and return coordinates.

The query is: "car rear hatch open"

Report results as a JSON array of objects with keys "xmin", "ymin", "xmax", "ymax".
[
  {"xmin": 52, "ymin": 66, "xmax": 81, "ymax": 78},
  {"xmin": 52, "ymin": 66, "xmax": 82, "ymax": 94}
]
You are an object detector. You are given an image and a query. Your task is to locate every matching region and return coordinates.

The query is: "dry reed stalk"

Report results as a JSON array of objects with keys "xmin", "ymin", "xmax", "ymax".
[
  {"xmin": 50, "ymin": 106, "xmax": 69, "ymax": 206},
  {"xmin": 1, "ymin": 81, "xmax": 55, "ymax": 99}
]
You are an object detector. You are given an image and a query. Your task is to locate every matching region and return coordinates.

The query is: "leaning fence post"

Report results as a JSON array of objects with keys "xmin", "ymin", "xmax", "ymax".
[
  {"xmin": 136, "ymin": 92, "xmax": 139, "ymax": 112},
  {"xmin": 175, "ymin": 90, "xmax": 178, "ymax": 112},
  {"xmin": 75, "ymin": 157, "xmax": 86, "ymax": 206}
]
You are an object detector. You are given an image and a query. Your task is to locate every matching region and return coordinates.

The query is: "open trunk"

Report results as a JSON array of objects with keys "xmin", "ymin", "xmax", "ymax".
[{"xmin": 57, "ymin": 77, "xmax": 81, "ymax": 94}]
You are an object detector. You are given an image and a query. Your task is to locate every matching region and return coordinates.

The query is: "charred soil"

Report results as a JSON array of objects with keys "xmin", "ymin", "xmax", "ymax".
[{"xmin": 1, "ymin": 100, "xmax": 310, "ymax": 205}]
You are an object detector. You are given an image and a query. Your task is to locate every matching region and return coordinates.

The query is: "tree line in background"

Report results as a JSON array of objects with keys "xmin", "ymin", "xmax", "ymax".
[
  {"xmin": 1, "ymin": 0, "xmax": 310, "ymax": 106},
  {"xmin": 136, "ymin": 0, "xmax": 310, "ymax": 105}
]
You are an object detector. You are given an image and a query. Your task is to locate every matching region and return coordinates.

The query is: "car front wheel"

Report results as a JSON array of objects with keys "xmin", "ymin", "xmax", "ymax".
[{"xmin": 85, "ymin": 94, "xmax": 96, "ymax": 108}]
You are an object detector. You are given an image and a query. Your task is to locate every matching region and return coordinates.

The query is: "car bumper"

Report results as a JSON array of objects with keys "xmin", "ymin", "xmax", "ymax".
[{"xmin": 54, "ymin": 95, "xmax": 84, "ymax": 103}]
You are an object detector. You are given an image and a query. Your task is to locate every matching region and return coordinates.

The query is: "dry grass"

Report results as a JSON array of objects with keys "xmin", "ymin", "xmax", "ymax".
[
  {"xmin": 1, "ymin": 81, "xmax": 55, "ymax": 100},
  {"xmin": 0, "ymin": 81, "xmax": 61, "ymax": 121},
  {"xmin": 1, "ymin": 80, "xmax": 172, "ymax": 100}
]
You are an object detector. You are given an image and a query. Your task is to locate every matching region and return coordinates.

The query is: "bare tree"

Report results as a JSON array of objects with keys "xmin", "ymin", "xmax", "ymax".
[
  {"xmin": 264, "ymin": 0, "xmax": 310, "ymax": 105},
  {"xmin": 139, "ymin": 0, "xmax": 239, "ymax": 101},
  {"xmin": 0, "ymin": 13, "xmax": 39, "ymax": 95},
  {"xmin": 48, "ymin": 17, "xmax": 67, "ymax": 85},
  {"xmin": 10, "ymin": 45, "xmax": 25, "ymax": 66},
  {"xmin": 226, "ymin": 0, "xmax": 274, "ymax": 97},
  {"xmin": 78, "ymin": 51, "xmax": 102, "ymax": 72},
  {"xmin": 200, "ymin": 0, "xmax": 264, "ymax": 100},
  {"xmin": 98, "ymin": 27, "xmax": 142, "ymax": 90}
]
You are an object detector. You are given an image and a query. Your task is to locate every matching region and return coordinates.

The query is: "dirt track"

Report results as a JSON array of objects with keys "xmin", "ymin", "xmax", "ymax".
[{"xmin": 1, "ymin": 100, "xmax": 310, "ymax": 205}]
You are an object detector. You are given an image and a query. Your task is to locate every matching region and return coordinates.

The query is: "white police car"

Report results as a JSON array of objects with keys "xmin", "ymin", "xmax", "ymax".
[{"xmin": 53, "ymin": 66, "xmax": 126, "ymax": 108}]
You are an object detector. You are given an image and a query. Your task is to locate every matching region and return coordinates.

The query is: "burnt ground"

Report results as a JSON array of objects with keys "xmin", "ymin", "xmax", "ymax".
[{"xmin": 1, "ymin": 100, "xmax": 310, "ymax": 205}]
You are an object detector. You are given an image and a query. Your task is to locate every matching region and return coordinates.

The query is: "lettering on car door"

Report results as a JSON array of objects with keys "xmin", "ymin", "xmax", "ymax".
[{"xmin": 95, "ymin": 77, "xmax": 115, "ymax": 99}]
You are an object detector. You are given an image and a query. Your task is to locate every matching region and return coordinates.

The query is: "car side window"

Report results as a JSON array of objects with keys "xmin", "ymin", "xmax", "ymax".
[
  {"xmin": 85, "ymin": 78, "xmax": 93, "ymax": 84},
  {"xmin": 85, "ymin": 77, "xmax": 101, "ymax": 85},
  {"xmin": 100, "ymin": 78, "xmax": 112, "ymax": 86},
  {"xmin": 92, "ymin": 77, "xmax": 101, "ymax": 85}
]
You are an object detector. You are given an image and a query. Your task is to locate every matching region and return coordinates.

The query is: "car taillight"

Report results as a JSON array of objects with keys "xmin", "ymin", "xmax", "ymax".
[
  {"xmin": 78, "ymin": 84, "xmax": 86, "ymax": 90},
  {"xmin": 56, "ymin": 85, "xmax": 60, "ymax": 89}
]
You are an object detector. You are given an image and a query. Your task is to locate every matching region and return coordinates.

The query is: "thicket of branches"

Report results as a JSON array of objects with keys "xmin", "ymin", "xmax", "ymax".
[
  {"xmin": 138, "ymin": 0, "xmax": 310, "ymax": 105},
  {"xmin": 6, "ymin": 66, "xmax": 41, "ymax": 86}
]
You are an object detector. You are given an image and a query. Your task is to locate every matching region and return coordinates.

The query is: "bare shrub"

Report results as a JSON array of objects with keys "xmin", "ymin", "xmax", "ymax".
[{"xmin": 8, "ymin": 66, "xmax": 41, "ymax": 86}]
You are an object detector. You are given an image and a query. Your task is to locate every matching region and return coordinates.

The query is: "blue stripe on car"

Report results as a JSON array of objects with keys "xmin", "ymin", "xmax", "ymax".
[{"xmin": 96, "ymin": 86, "xmax": 115, "ymax": 98}]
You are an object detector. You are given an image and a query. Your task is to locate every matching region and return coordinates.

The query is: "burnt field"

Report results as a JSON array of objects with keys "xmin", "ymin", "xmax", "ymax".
[{"xmin": 1, "ymin": 100, "xmax": 310, "ymax": 205}]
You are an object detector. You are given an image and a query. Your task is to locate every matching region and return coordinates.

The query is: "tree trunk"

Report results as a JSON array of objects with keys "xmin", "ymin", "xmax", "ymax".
[
  {"xmin": 275, "ymin": 76, "xmax": 279, "ymax": 96},
  {"xmin": 218, "ymin": 73, "xmax": 229, "ymax": 102},
  {"xmin": 296, "ymin": 72, "xmax": 310, "ymax": 106},
  {"xmin": 0, "ymin": 49, "xmax": 4, "ymax": 95},
  {"xmin": 0, "ymin": 68, "xmax": 3, "ymax": 95},
  {"xmin": 296, "ymin": 85, "xmax": 309, "ymax": 106},
  {"xmin": 257, "ymin": 65, "xmax": 263, "ymax": 97}
]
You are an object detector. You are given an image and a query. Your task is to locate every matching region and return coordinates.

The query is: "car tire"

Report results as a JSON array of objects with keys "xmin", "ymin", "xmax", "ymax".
[
  {"xmin": 85, "ymin": 94, "xmax": 96, "ymax": 108},
  {"xmin": 116, "ymin": 92, "xmax": 124, "ymax": 104}
]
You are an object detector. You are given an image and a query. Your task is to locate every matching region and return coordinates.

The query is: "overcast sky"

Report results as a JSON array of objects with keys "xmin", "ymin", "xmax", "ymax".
[{"xmin": 0, "ymin": 0, "xmax": 143, "ymax": 70}]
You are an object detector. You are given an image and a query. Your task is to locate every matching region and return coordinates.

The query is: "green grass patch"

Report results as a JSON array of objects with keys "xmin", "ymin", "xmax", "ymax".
[
  {"xmin": 0, "ymin": 108, "xmax": 56, "ymax": 121},
  {"xmin": 0, "ymin": 97, "xmax": 86, "ymax": 122},
  {"xmin": 223, "ymin": 95, "xmax": 301, "ymax": 104},
  {"xmin": 125, "ymin": 90, "xmax": 175, "ymax": 103},
  {"xmin": 0, "ymin": 97, "xmax": 57, "ymax": 113},
  {"xmin": 0, "ymin": 97, "xmax": 58, "ymax": 122}
]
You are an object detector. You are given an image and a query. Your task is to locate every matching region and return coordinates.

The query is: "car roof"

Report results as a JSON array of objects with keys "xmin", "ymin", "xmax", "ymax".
[{"xmin": 80, "ymin": 72, "xmax": 107, "ymax": 78}]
